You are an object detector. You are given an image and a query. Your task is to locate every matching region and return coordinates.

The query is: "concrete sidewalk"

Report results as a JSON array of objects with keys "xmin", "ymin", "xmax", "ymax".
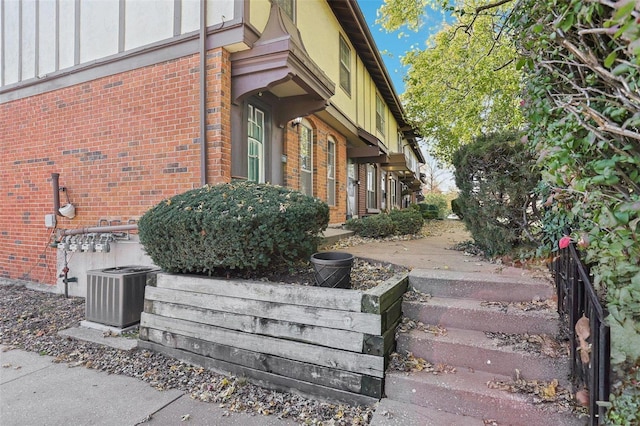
[{"xmin": 0, "ymin": 345, "xmax": 298, "ymax": 425}]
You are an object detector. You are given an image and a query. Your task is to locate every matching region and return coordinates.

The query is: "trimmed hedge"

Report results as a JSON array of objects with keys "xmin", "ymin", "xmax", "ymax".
[
  {"xmin": 415, "ymin": 203, "xmax": 440, "ymax": 220},
  {"xmin": 389, "ymin": 209, "xmax": 424, "ymax": 234},
  {"xmin": 451, "ymin": 198, "xmax": 463, "ymax": 219},
  {"xmin": 138, "ymin": 182, "xmax": 329, "ymax": 274},
  {"xmin": 345, "ymin": 209, "xmax": 424, "ymax": 238}
]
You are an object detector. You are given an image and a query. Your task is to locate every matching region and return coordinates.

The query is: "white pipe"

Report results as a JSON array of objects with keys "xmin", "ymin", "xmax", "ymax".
[{"xmin": 60, "ymin": 224, "xmax": 138, "ymax": 236}]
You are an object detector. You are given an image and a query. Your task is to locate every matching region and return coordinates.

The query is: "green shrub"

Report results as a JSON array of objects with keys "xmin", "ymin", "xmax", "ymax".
[
  {"xmin": 389, "ymin": 209, "xmax": 424, "ymax": 235},
  {"xmin": 421, "ymin": 193, "xmax": 449, "ymax": 218},
  {"xmin": 450, "ymin": 198, "xmax": 463, "ymax": 219},
  {"xmin": 452, "ymin": 131, "xmax": 541, "ymax": 256},
  {"xmin": 138, "ymin": 182, "xmax": 329, "ymax": 274},
  {"xmin": 416, "ymin": 203, "xmax": 440, "ymax": 219},
  {"xmin": 345, "ymin": 209, "xmax": 424, "ymax": 237},
  {"xmin": 345, "ymin": 214, "xmax": 395, "ymax": 238}
]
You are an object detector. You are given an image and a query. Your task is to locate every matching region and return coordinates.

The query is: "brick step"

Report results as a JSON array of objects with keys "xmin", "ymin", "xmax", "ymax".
[
  {"xmin": 384, "ymin": 368, "xmax": 586, "ymax": 426},
  {"xmin": 396, "ymin": 328, "xmax": 570, "ymax": 387},
  {"xmin": 370, "ymin": 398, "xmax": 485, "ymax": 426},
  {"xmin": 402, "ymin": 297, "xmax": 560, "ymax": 335},
  {"xmin": 409, "ymin": 269, "xmax": 553, "ymax": 302}
]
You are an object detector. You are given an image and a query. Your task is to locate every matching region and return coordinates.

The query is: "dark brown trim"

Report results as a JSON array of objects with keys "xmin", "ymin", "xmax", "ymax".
[
  {"xmin": 381, "ymin": 152, "xmax": 411, "ymax": 173},
  {"xmin": 230, "ymin": 2, "xmax": 334, "ymax": 126}
]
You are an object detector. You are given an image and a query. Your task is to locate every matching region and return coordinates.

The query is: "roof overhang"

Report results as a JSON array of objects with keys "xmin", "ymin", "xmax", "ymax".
[
  {"xmin": 382, "ymin": 152, "xmax": 411, "ymax": 173},
  {"xmin": 348, "ymin": 128, "xmax": 390, "ymax": 163},
  {"xmin": 347, "ymin": 145, "xmax": 389, "ymax": 164},
  {"xmin": 231, "ymin": 3, "xmax": 335, "ymax": 126}
]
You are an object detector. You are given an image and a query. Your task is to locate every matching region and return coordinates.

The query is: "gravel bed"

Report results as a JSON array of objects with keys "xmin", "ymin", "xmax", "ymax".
[{"xmin": 0, "ymin": 258, "xmax": 404, "ymax": 425}]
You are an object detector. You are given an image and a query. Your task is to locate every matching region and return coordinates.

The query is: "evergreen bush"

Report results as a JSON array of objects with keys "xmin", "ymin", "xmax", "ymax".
[
  {"xmin": 415, "ymin": 203, "xmax": 440, "ymax": 219},
  {"xmin": 389, "ymin": 209, "xmax": 424, "ymax": 234},
  {"xmin": 450, "ymin": 198, "xmax": 463, "ymax": 219},
  {"xmin": 345, "ymin": 208, "xmax": 424, "ymax": 238},
  {"xmin": 421, "ymin": 193, "xmax": 449, "ymax": 218},
  {"xmin": 452, "ymin": 131, "xmax": 541, "ymax": 256},
  {"xmin": 345, "ymin": 214, "xmax": 395, "ymax": 238},
  {"xmin": 138, "ymin": 182, "xmax": 329, "ymax": 274}
]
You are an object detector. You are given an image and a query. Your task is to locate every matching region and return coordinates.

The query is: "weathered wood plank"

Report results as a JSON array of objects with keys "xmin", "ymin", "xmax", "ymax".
[
  {"xmin": 156, "ymin": 273, "xmax": 364, "ymax": 312},
  {"xmin": 363, "ymin": 317, "xmax": 400, "ymax": 357},
  {"xmin": 144, "ymin": 328, "xmax": 382, "ymax": 398},
  {"xmin": 381, "ymin": 297, "xmax": 403, "ymax": 332},
  {"xmin": 140, "ymin": 313, "xmax": 385, "ymax": 377},
  {"xmin": 146, "ymin": 300, "xmax": 365, "ymax": 352},
  {"xmin": 361, "ymin": 274, "xmax": 408, "ymax": 314},
  {"xmin": 138, "ymin": 339, "xmax": 379, "ymax": 406},
  {"xmin": 145, "ymin": 286, "xmax": 382, "ymax": 335}
]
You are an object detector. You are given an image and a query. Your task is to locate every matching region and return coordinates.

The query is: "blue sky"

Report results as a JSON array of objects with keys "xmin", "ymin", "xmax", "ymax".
[
  {"xmin": 357, "ymin": 0, "xmax": 449, "ymax": 94},
  {"xmin": 358, "ymin": 0, "xmax": 455, "ymax": 192},
  {"xmin": 357, "ymin": 0, "xmax": 457, "ymax": 191}
]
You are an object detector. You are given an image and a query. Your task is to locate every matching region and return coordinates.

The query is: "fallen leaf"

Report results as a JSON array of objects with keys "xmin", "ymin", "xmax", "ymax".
[
  {"xmin": 541, "ymin": 379, "xmax": 558, "ymax": 399},
  {"xmin": 575, "ymin": 389, "xmax": 589, "ymax": 407}
]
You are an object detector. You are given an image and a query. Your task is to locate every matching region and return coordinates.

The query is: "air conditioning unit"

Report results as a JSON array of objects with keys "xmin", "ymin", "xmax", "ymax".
[{"xmin": 86, "ymin": 266, "xmax": 156, "ymax": 328}]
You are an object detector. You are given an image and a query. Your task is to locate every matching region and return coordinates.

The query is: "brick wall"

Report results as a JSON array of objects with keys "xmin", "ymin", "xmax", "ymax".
[
  {"xmin": 0, "ymin": 49, "xmax": 230, "ymax": 284},
  {"xmin": 283, "ymin": 117, "xmax": 347, "ymax": 225}
]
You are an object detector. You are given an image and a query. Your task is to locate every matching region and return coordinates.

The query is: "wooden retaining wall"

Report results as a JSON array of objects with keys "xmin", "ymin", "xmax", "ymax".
[{"xmin": 138, "ymin": 271, "xmax": 407, "ymax": 405}]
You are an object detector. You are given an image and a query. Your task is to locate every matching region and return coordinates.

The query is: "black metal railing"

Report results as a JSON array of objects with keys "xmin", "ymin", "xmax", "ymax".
[{"xmin": 555, "ymin": 243, "xmax": 611, "ymax": 425}]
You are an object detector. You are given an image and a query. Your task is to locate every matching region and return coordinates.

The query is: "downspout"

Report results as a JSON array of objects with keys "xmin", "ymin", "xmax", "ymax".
[
  {"xmin": 51, "ymin": 173, "xmax": 61, "ymax": 216},
  {"xmin": 199, "ymin": 0, "xmax": 207, "ymax": 186}
]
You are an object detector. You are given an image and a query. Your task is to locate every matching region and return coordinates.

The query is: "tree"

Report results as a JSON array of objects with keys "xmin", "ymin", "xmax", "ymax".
[
  {"xmin": 420, "ymin": 156, "xmax": 450, "ymax": 193},
  {"xmin": 378, "ymin": 0, "xmax": 524, "ymax": 164},
  {"xmin": 380, "ymin": 0, "xmax": 640, "ymax": 421}
]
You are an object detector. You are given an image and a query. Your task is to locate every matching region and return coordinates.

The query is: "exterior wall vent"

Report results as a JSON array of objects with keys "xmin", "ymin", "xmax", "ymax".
[{"xmin": 86, "ymin": 266, "xmax": 155, "ymax": 328}]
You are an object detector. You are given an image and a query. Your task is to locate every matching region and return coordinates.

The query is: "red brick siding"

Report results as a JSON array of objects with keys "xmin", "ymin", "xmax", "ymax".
[
  {"xmin": 283, "ymin": 117, "xmax": 348, "ymax": 225},
  {"xmin": 0, "ymin": 49, "xmax": 230, "ymax": 284}
]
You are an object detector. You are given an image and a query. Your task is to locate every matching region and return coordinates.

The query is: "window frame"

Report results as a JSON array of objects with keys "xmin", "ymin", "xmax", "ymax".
[
  {"xmin": 299, "ymin": 121, "xmax": 313, "ymax": 196},
  {"xmin": 327, "ymin": 138, "xmax": 336, "ymax": 206},
  {"xmin": 339, "ymin": 35, "xmax": 351, "ymax": 95},
  {"xmin": 247, "ymin": 104, "xmax": 265, "ymax": 183},
  {"xmin": 275, "ymin": 0, "xmax": 295, "ymax": 22},
  {"xmin": 376, "ymin": 94, "xmax": 385, "ymax": 134},
  {"xmin": 366, "ymin": 163, "xmax": 377, "ymax": 210},
  {"xmin": 390, "ymin": 176, "xmax": 398, "ymax": 208}
]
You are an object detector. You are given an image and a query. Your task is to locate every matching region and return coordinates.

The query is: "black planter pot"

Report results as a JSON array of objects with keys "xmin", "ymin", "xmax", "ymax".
[{"xmin": 309, "ymin": 251, "xmax": 354, "ymax": 289}]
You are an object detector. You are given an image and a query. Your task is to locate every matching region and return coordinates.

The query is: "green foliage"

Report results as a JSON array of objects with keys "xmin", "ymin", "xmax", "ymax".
[
  {"xmin": 138, "ymin": 182, "xmax": 329, "ymax": 274},
  {"xmin": 452, "ymin": 131, "xmax": 541, "ymax": 256},
  {"xmin": 394, "ymin": 0, "xmax": 523, "ymax": 163},
  {"xmin": 509, "ymin": 0, "xmax": 640, "ymax": 376},
  {"xmin": 450, "ymin": 198, "xmax": 463, "ymax": 219},
  {"xmin": 345, "ymin": 214, "xmax": 395, "ymax": 238},
  {"xmin": 345, "ymin": 209, "xmax": 424, "ymax": 238},
  {"xmin": 379, "ymin": 0, "xmax": 640, "ymax": 421},
  {"xmin": 421, "ymin": 192, "xmax": 449, "ymax": 217},
  {"xmin": 606, "ymin": 364, "xmax": 640, "ymax": 425},
  {"xmin": 415, "ymin": 203, "xmax": 440, "ymax": 219},
  {"xmin": 389, "ymin": 209, "xmax": 425, "ymax": 234}
]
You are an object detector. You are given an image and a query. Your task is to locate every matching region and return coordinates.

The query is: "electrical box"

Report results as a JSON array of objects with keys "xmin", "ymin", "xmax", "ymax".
[{"xmin": 45, "ymin": 214, "xmax": 57, "ymax": 228}]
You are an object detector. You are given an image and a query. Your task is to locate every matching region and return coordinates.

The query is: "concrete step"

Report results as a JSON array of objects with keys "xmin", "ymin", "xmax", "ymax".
[
  {"xmin": 409, "ymin": 269, "xmax": 554, "ymax": 302},
  {"xmin": 370, "ymin": 398, "xmax": 484, "ymax": 426},
  {"xmin": 320, "ymin": 227, "xmax": 354, "ymax": 248},
  {"xmin": 396, "ymin": 328, "xmax": 570, "ymax": 387},
  {"xmin": 384, "ymin": 369, "xmax": 586, "ymax": 426},
  {"xmin": 402, "ymin": 297, "xmax": 560, "ymax": 335}
]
